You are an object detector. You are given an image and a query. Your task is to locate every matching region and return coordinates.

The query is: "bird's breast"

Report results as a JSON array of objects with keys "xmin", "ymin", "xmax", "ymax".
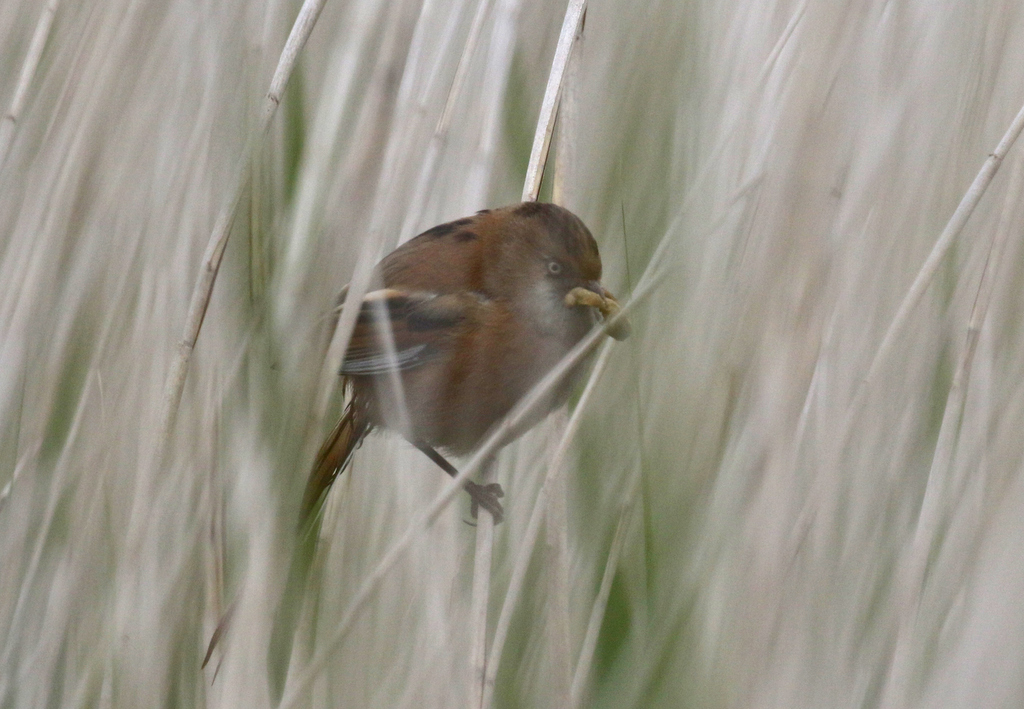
[{"xmin": 359, "ymin": 297, "xmax": 592, "ymax": 454}]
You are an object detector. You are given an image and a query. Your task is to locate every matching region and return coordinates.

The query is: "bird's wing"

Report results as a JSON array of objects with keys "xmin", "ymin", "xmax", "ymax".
[{"xmin": 339, "ymin": 288, "xmax": 483, "ymax": 375}]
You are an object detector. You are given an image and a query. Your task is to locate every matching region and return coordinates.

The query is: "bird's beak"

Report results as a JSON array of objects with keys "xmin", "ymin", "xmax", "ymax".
[{"xmin": 564, "ymin": 283, "xmax": 631, "ymax": 341}]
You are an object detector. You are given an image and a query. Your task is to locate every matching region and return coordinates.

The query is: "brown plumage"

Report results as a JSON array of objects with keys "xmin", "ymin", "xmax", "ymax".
[{"xmin": 302, "ymin": 202, "xmax": 626, "ymax": 524}]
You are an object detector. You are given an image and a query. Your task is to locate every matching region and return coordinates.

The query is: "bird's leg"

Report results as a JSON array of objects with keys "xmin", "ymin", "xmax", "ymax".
[{"xmin": 411, "ymin": 440, "xmax": 504, "ymax": 523}]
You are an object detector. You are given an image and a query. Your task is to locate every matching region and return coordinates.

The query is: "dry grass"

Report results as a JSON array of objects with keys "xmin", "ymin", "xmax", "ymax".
[{"xmin": 4, "ymin": 1, "xmax": 1024, "ymax": 708}]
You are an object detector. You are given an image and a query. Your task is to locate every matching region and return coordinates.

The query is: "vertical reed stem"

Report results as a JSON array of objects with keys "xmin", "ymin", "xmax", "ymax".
[
  {"xmin": 468, "ymin": 510, "xmax": 495, "ymax": 708},
  {"xmin": 0, "ymin": 0, "xmax": 60, "ymax": 172},
  {"xmin": 879, "ymin": 153, "xmax": 1024, "ymax": 709},
  {"xmin": 158, "ymin": 0, "xmax": 328, "ymax": 448},
  {"xmin": 521, "ymin": 0, "xmax": 586, "ymax": 202}
]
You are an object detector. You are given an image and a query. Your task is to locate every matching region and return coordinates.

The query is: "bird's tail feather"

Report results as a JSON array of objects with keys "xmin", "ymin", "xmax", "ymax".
[{"xmin": 301, "ymin": 399, "xmax": 368, "ymax": 524}]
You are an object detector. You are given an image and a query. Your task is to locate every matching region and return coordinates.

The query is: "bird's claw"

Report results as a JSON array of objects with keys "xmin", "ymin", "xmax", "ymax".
[{"xmin": 465, "ymin": 481, "xmax": 504, "ymax": 523}]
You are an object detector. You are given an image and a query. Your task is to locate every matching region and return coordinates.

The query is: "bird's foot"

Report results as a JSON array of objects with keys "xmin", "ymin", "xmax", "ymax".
[{"xmin": 465, "ymin": 481, "xmax": 504, "ymax": 524}]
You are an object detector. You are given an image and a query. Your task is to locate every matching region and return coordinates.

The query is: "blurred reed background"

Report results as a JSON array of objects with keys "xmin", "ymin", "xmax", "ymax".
[{"xmin": 4, "ymin": 0, "xmax": 1024, "ymax": 706}]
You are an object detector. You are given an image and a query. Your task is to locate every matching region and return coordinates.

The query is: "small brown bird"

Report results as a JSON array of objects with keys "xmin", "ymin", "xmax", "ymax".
[{"xmin": 303, "ymin": 202, "xmax": 628, "ymax": 524}]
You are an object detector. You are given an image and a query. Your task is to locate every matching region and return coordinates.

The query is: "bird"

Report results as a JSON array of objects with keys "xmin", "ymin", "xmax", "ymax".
[{"xmin": 302, "ymin": 201, "xmax": 629, "ymax": 525}]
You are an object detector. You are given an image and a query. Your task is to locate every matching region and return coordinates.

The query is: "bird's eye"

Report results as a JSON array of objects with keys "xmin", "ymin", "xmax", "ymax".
[{"xmin": 547, "ymin": 260, "xmax": 563, "ymax": 275}]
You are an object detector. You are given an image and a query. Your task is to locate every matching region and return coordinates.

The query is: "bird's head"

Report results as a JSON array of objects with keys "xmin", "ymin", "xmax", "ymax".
[{"xmin": 480, "ymin": 202, "xmax": 628, "ymax": 341}]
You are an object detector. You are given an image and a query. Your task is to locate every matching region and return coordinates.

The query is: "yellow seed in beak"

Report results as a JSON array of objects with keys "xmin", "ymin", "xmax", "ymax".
[
  {"xmin": 564, "ymin": 287, "xmax": 603, "ymax": 309},
  {"xmin": 564, "ymin": 286, "xmax": 631, "ymax": 341}
]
